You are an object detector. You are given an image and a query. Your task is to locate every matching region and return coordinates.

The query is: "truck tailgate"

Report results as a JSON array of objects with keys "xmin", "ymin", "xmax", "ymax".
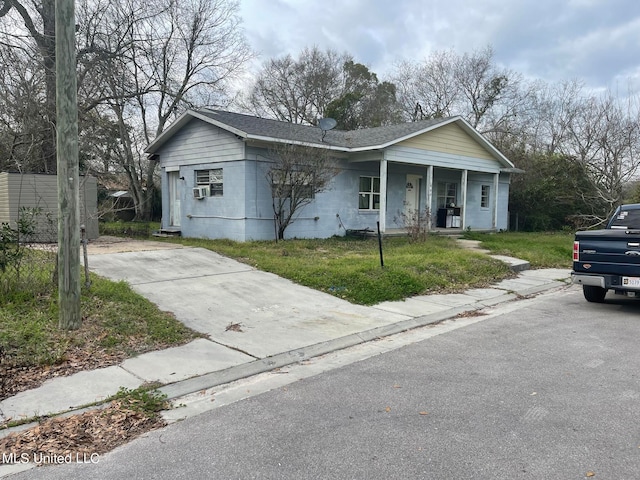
[{"xmin": 574, "ymin": 229, "xmax": 640, "ymax": 275}]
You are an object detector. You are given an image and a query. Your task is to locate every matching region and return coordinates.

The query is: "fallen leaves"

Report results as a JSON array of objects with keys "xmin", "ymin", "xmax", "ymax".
[
  {"xmin": 454, "ymin": 310, "xmax": 488, "ymax": 319},
  {"xmin": 1, "ymin": 347, "xmax": 128, "ymax": 404},
  {"xmin": 0, "ymin": 400, "xmax": 166, "ymax": 465}
]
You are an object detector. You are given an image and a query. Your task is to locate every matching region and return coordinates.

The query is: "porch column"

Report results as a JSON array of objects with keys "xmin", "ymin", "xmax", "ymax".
[
  {"xmin": 461, "ymin": 169, "xmax": 468, "ymax": 229},
  {"xmin": 426, "ymin": 165, "xmax": 433, "ymax": 231},
  {"xmin": 493, "ymin": 172, "xmax": 499, "ymax": 230},
  {"xmin": 379, "ymin": 158, "xmax": 388, "ymax": 232}
]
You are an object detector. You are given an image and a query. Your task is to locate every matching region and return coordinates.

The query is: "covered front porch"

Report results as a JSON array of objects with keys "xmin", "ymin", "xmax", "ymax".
[{"xmin": 374, "ymin": 159, "xmax": 507, "ymax": 233}]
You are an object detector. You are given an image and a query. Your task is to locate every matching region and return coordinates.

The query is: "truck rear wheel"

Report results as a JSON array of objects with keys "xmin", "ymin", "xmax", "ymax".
[{"xmin": 583, "ymin": 285, "xmax": 607, "ymax": 303}]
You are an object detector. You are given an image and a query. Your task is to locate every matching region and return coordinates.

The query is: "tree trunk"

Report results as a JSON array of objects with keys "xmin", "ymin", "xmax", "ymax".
[{"xmin": 42, "ymin": 0, "xmax": 57, "ymax": 173}]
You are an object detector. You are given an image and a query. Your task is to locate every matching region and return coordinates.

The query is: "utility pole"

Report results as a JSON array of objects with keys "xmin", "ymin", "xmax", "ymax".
[{"xmin": 56, "ymin": 0, "xmax": 81, "ymax": 330}]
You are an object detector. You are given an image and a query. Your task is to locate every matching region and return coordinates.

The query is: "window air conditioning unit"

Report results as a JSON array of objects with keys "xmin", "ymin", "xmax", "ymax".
[{"xmin": 193, "ymin": 186, "xmax": 209, "ymax": 199}]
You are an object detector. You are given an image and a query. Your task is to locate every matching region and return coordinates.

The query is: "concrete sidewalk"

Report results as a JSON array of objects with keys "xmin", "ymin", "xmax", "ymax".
[{"xmin": 0, "ymin": 245, "xmax": 571, "ymax": 436}]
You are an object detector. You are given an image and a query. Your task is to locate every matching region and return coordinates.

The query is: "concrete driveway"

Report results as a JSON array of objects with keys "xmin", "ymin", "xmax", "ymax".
[{"xmin": 86, "ymin": 245, "xmax": 412, "ymax": 359}]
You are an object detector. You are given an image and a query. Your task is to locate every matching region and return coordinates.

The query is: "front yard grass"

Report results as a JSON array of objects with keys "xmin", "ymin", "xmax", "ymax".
[
  {"xmin": 167, "ymin": 235, "xmax": 515, "ymax": 305},
  {"xmin": 462, "ymin": 231, "xmax": 573, "ymax": 269},
  {"xmin": 0, "ymin": 268, "xmax": 203, "ymax": 402}
]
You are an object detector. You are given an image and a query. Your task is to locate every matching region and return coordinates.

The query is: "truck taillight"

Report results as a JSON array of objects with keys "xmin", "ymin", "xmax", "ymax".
[{"xmin": 573, "ymin": 241, "xmax": 579, "ymax": 261}]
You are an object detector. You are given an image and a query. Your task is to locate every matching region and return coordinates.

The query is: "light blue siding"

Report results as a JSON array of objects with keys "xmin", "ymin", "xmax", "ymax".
[
  {"xmin": 158, "ymin": 120, "xmax": 512, "ymax": 240},
  {"xmin": 164, "ymin": 161, "xmax": 248, "ymax": 240},
  {"xmin": 497, "ymin": 175, "xmax": 511, "ymax": 230},
  {"xmin": 386, "ymin": 145, "xmax": 503, "ymax": 173},
  {"xmin": 159, "ymin": 118, "xmax": 244, "ymax": 169}
]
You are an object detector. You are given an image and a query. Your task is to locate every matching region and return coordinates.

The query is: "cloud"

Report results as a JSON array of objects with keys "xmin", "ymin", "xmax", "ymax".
[{"xmin": 239, "ymin": 0, "xmax": 640, "ymax": 90}]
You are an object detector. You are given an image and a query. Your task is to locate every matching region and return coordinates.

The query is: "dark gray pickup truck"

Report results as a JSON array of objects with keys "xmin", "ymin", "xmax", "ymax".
[{"xmin": 572, "ymin": 204, "xmax": 640, "ymax": 302}]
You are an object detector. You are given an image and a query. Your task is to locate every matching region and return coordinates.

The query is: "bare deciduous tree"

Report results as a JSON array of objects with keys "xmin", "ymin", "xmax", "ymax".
[
  {"xmin": 563, "ymin": 92, "xmax": 640, "ymax": 226},
  {"xmin": 0, "ymin": 0, "xmax": 56, "ymax": 172},
  {"xmin": 391, "ymin": 46, "xmax": 523, "ymax": 136},
  {"xmin": 81, "ymin": 0, "xmax": 252, "ymax": 220},
  {"xmin": 245, "ymin": 46, "xmax": 346, "ymax": 125},
  {"xmin": 246, "ymin": 47, "xmax": 401, "ymax": 129},
  {"xmin": 0, "ymin": 46, "xmax": 47, "ymax": 172},
  {"xmin": 266, "ymin": 142, "xmax": 339, "ymax": 240},
  {"xmin": 504, "ymin": 79, "xmax": 640, "ymax": 228},
  {"xmin": 393, "ymin": 51, "xmax": 459, "ymax": 121},
  {"xmin": 0, "ymin": 0, "xmax": 252, "ymax": 220}
]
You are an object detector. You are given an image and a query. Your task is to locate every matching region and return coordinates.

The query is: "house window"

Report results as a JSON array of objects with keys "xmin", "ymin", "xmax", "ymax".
[
  {"xmin": 481, "ymin": 185, "xmax": 490, "ymax": 208},
  {"xmin": 437, "ymin": 182, "xmax": 457, "ymax": 208},
  {"xmin": 271, "ymin": 170, "xmax": 314, "ymax": 199},
  {"xmin": 359, "ymin": 176, "xmax": 380, "ymax": 210},
  {"xmin": 195, "ymin": 168, "xmax": 223, "ymax": 196}
]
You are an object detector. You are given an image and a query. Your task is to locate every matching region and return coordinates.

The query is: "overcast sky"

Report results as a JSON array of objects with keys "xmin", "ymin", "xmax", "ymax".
[{"xmin": 239, "ymin": 0, "xmax": 640, "ymax": 92}]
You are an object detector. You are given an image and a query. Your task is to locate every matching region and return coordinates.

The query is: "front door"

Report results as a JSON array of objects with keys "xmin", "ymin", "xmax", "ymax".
[
  {"xmin": 168, "ymin": 171, "xmax": 181, "ymax": 227},
  {"xmin": 404, "ymin": 174, "xmax": 421, "ymax": 217}
]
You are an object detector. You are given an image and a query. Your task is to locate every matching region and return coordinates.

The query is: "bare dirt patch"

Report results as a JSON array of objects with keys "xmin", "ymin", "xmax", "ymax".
[{"xmin": 85, "ymin": 235, "xmax": 185, "ymax": 255}]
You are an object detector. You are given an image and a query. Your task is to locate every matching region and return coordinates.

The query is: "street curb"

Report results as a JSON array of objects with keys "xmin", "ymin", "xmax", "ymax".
[{"xmin": 158, "ymin": 282, "xmax": 567, "ymax": 402}]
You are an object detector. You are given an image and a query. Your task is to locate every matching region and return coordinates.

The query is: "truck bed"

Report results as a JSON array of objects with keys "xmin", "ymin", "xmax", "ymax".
[{"xmin": 572, "ymin": 204, "xmax": 640, "ymax": 301}]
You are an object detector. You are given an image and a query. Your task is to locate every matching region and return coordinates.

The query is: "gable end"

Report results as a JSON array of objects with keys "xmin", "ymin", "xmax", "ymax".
[
  {"xmin": 158, "ymin": 118, "xmax": 245, "ymax": 169},
  {"xmin": 398, "ymin": 122, "xmax": 495, "ymax": 161}
]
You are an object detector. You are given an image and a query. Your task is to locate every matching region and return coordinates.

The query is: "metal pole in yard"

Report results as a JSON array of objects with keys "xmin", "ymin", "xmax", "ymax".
[
  {"xmin": 56, "ymin": 0, "xmax": 81, "ymax": 330},
  {"xmin": 377, "ymin": 221, "xmax": 384, "ymax": 268},
  {"xmin": 81, "ymin": 225, "xmax": 91, "ymax": 289}
]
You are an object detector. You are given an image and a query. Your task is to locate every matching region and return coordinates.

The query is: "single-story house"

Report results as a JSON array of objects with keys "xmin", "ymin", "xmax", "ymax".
[
  {"xmin": 0, "ymin": 172, "xmax": 99, "ymax": 241},
  {"xmin": 145, "ymin": 109, "xmax": 518, "ymax": 241}
]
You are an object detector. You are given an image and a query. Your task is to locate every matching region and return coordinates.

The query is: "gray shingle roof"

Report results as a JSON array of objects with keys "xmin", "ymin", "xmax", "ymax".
[
  {"xmin": 196, "ymin": 108, "xmax": 451, "ymax": 149},
  {"xmin": 146, "ymin": 108, "xmax": 513, "ymax": 168}
]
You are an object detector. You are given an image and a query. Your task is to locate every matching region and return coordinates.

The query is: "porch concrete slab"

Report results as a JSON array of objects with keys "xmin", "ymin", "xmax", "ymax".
[
  {"xmin": 121, "ymin": 338, "xmax": 254, "ymax": 385},
  {"xmin": 372, "ymin": 297, "xmax": 451, "ymax": 317},
  {"xmin": 0, "ymin": 366, "xmax": 141, "ymax": 422}
]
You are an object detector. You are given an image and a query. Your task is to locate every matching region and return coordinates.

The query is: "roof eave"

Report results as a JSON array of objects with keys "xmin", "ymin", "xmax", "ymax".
[
  {"xmin": 501, "ymin": 167, "xmax": 525, "ymax": 174},
  {"xmin": 189, "ymin": 110, "xmax": 249, "ymax": 138},
  {"xmin": 245, "ymin": 135, "xmax": 351, "ymax": 152},
  {"xmin": 146, "ymin": 110, "xmax": 515, "ymax": 169}
]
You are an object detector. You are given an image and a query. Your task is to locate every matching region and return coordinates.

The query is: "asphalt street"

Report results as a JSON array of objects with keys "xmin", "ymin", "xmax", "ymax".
[{"xmin": 11, "ymin": 285, "xmax": 640, "ymax": 480}]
